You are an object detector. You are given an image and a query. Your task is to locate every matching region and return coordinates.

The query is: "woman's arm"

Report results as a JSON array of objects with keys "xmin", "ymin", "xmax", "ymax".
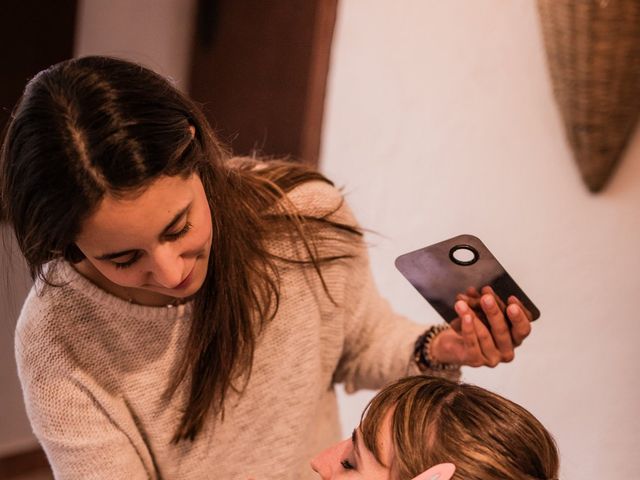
[{"xmin": 298, "ymin": 188, "xmax": 459, "ymax": 392}]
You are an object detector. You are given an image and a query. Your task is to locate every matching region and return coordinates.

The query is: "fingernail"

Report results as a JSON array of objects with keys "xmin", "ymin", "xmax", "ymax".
[
  {"xmin": 456, "ymin": 300, "xmax": 468, "ymax": 313},
  {"xmin": 482, "ymin": 296, "xmax": 495, "ymax": 308},
  {"xmin": 508, "ymin": 304, "xmax": 519, "ymax": 316}
]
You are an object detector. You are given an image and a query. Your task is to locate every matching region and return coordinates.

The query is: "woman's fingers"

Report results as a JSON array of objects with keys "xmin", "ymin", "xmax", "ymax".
[
  {"xmin": 472, "ymin": 315, "xmax": 503, "ymax": 367},
  {"xmin": 456, "ymin": 293, "xmax": 469, "ymax": 303},
  {"xmin": 508, "ymin": 295, "xmax": 534, "ymax": 322},
  {"xmin": 456, "ymin": 300, "xmax": 501, "ymax": 367},
  {"xmin": 481, "ymin": 285, "xmax": 506, "ymax": 311},
  {"xmin": 506, "ymin": 300, "xmax": 532, "ymax": 346},
  {"xmin": 454, "ymin": 294, "xmax": 534, "ymax": 367},
  {"xmin": 459, "ymin": 311, "xmax": 485, "ymax": 367},
  {"xmin": 456, "ymin": 292, "xmax": 481, "ymax": 310},
  {"xmin": 481, "ymin": 294, "xmax": 515, "ymax": 362},
  {"xmin": 465, "ymin": 286, "xmax": 481, "ymax": 298}
]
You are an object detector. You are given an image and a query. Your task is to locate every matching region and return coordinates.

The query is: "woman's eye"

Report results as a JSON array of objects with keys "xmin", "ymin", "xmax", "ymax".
[
  {"xmin": 340, "ymin": 459, "xmax": 355, "ymax": 470},
  {"xmin": 113, "ymin": 253, "xmax": 141, "ymax": 269},
  {"xmin": 165, "ymin": 221, "xmax": 192, "ymax": 241}
]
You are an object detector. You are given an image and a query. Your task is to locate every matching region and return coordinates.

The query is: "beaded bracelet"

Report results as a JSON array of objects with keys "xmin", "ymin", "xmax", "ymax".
[{"xmin": 413, "ymin": 324, "xmax": 459, "ymax": 371}]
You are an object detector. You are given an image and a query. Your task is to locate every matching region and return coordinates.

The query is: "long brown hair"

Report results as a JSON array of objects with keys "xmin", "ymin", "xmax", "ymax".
[
  {"xmin": 360, "ymin": 376, "xmax": 560, "ymax": 480},
  {"xmin": 0, "ymin": 56, "xmax": 361, "ymax": 442}
]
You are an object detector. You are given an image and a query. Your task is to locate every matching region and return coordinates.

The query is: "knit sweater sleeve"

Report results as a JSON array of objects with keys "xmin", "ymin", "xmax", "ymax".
[
  {"xmin": 331, "ymin": 233, "xmax": 428, "ymax": 393},
  {"xmin": 15, "ymin": 295, "xmax": 154, "ymax": 479},
  {"xmin": 332, "ymin": 217, "xmax": 461, "ymax": 391},
  {"xmin": 286, "ymin": 180, "xmax": 460, "ymax": 393}
]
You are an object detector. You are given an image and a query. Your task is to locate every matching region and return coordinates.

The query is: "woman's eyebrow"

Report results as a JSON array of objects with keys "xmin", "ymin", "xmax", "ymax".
[{"xmin": 95, "ymin": 204, "xmax": 191, "ymax": 260}]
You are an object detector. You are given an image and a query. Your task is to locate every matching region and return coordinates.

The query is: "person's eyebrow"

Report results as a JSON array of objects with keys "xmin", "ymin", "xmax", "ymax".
[
  {"xmin": 352, "ymin": 429, "xmax": 362, "ymax": 463},
  {"xmin": 95, "ymin": 204, "xmax": 190, "ymax": 260}
]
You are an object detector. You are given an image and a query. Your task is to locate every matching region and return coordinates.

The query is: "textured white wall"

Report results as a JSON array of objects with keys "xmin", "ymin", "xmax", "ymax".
[{"xmin": 321, "ymin": 1, "xmax": 640, "ymax": 479}]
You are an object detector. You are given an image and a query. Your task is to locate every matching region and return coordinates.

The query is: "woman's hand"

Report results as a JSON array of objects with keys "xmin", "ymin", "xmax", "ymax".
[{"xmin": 430, "ymin": 288, "xmax": 533, "ymax": 368}]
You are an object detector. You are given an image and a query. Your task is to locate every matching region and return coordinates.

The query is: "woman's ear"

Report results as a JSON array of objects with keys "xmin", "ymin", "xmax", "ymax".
[{"xmin": 410, "ymin": 463, "xmax": 455, "ymax": 480}]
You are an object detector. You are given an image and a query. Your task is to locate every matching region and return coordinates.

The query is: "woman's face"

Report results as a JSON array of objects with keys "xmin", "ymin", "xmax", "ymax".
[
  {"xmin": 75, "ymin": 173, "xmax": 212, "ymax": 303},
  {"xmin": 310, "ymin": 411, "xmax": 394, "ymax": 479}
]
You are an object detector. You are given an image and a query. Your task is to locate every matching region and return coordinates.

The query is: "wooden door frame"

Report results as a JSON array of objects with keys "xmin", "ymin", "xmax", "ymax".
[{"xmin": 189, "ymin": 0, "xmax": 339, "ymax": 167}]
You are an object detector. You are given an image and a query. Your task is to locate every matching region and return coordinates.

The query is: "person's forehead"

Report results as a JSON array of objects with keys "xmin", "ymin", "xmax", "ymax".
[{"xmin": 79, "ymin": 175, "xmax": 196, "ymax": 240}]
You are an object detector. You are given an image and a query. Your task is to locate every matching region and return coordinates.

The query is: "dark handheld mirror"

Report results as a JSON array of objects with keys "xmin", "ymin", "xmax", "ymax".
[{"xmin": 395, "ymin": 234, "xmax": 540, "ymax": 326}]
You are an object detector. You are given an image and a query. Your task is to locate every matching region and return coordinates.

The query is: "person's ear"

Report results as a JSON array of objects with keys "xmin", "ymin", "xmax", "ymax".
[{"xmin": 410, "ymin": 463, "xmax": 455, "ymax": 480}]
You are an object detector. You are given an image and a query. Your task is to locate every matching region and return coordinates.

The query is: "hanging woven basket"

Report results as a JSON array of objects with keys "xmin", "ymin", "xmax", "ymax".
[{"xmin": 537, "ymin": 0, "xmax": 640, "ymax": 192}]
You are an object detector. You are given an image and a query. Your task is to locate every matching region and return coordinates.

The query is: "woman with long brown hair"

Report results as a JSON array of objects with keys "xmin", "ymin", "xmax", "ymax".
[
  {"xmin": 311, "ymin": 375, "xmax": 559, "ymax": 480},
  {"xmin": 1, "ymin": 56, "xmax": 532, "ymax": 479}
]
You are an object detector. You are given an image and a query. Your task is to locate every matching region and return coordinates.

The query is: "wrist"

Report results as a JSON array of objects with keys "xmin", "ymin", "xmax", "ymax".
[
  {"xmin": 429, "ymin": 329, "xmax": 446, "ymax": 363},
  {"xmin": 414, "ymin": 324, "xmax": 459, "ymax": 371}
]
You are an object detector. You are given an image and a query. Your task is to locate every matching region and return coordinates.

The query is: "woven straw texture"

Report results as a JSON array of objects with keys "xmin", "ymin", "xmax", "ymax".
[{"xmin": 537, "ymin": 0, "xmax": 640, "ymax": 192}]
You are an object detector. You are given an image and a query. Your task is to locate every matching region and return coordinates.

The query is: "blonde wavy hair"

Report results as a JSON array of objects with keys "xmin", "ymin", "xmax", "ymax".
[{"xmin": 360, "ymin": 376, "xmax": 559, "ymax": 480}]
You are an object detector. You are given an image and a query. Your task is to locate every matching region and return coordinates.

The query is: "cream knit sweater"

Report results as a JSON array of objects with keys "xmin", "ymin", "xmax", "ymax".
[{"xmin": 15, "ymin": 180, "xmax": 456, "ymax": 479}]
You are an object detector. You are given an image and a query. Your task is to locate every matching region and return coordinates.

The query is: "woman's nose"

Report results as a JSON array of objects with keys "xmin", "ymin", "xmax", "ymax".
[
  {"xmin": 310, "ymin": 439, "xmax": 349, "ymax": 479},
  {"xmin": 148, "ymin": 245, "xmax": 184, "ymax": 288}
]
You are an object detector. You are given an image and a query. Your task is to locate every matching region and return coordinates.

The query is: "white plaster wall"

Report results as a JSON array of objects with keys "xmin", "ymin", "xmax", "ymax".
[
  {"xmin": 321, "ymin": 2, "xmax": 640, "ymax": 479},
  {"xmin": 0, "ymin": 0, "xmax": 196, "ymax": 456}
]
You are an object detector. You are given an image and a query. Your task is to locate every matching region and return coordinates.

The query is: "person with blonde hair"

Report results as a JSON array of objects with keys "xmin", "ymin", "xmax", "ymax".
[{"xmin": 311, "ymin": 375, "xmax": 559, "ymax": 480}]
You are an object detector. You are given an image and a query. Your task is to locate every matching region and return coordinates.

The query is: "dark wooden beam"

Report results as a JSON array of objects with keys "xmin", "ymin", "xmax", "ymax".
[
  {"xmin": 189, "ymin": 0, "xmax": 339, "ymax": 167},
  {"xmin": 0, "ymin": 447, "xmax": 51, "ymax": 479},
  {"xmin": 0, "ymin": 1, "xmax": 78, "ymax": 133}
]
